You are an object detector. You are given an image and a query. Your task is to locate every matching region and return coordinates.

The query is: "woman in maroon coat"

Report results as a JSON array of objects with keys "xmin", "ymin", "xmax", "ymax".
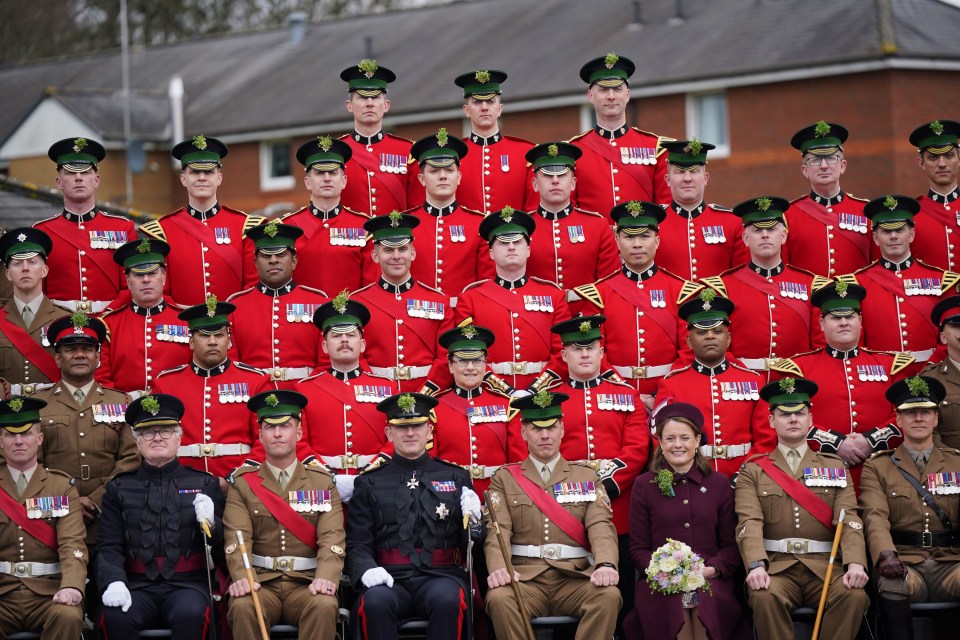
[{"xmin": 625, "ymin": 402, "xmax": 751, "ymax": 640}]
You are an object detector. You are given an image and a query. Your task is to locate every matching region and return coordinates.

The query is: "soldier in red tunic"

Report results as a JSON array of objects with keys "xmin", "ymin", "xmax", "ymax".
[
  {"xmin": 656, "ymin": 290, "xmax": 774, "ymax": 477},
  {"xmin": 36, "ymin": 137, "xmax": 134, "ymax": 313},
  {"xmin": 297, "ymin": 293, "xmax": 398, "ymax": 503},
  {"xmin": 567, "ymin": 53, "xmax": 672, "ymax": 214},
  {"xmin": 281, "ymin": 135, "xmax": 377, "ymax": 293},
  {"xmin": 453, "ymin": 69, "xmax": 534, "ymax": 215},
  {"xmin": 656, "ymin": 140, "xmax": 749, "ymax": 280},
  {"xmin": 853, "ymin": 194, "xmax": 959, "ymax": 364},
  {"xmin": 782, "ymin": 121, "xmax": 871, "ymax": 277},
  {"xmin": 97, "ymin": 239, "xmax": 189, "ymax": 396},
  {"xmin": 338, "ymin": 59, "xmax": 422, "ymax": 216},
  {"xmin": 908, "ymin": 119, "xmax": 960, "ymax": 271},
  {"xmin": 227, "ymin": 221, "xmax": 328, "ymax": 386},
  {"xmin": 140, "ymin": 136, "xmax": 264, "ymax": 305},
  {"xmin": 570, "ymin": 200, "xmax": 696, "ymax": 399},
  {"xmin": 151, "ymin": 297, "xmax": 276, "ymax": 481},
  {"xmin": 702, "ymin": 196, "xmax": 823, "ymax": 378},
  {"xmin": 406, "ymin": 129, "xmax": 492, "ymax": 299},
  {"xmin": 456, "ymin": 208, "xmax": 572, "ymax": 390},
  {"xmin": 352, "ymin": 212, "xmax": 453, "ymax": 392},
  {"xmin": 524, "ymin": 142, "xmax": 620, "ymax": 291}
]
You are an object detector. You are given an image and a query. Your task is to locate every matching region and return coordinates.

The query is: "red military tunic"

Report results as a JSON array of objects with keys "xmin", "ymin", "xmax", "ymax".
[
  {"xmin": 526, "ymin": 206, "xmax": 620, "ymax": 291},
  {"xmin": 852, "ymin": 258, "xmax": 959, "ymax": 360},
  {"xmin": 406, "ymin": 203, "xmax": 493, "ymax": 300},
  {"xmin": 657, "ymin": 202, "xmax": 749, "ymax": 281},
  {"xmin": 432, "ymin": 376, "xmax": 516, "ymax": 497},
  {"xmin": 459, "ymin": 132, "xmax": 534, "ymax": 215},
  {"xmin": 351, "ymin": 278, "xmax": 453, "ymax": 391},
  {"xmin": 96, "ymin": 297, "xmax": 190, "ymax": 394},
  {"xmin": 911, "ymin": 189, "xmax": 960, "ymax": 271},
  {"xmin": 297, "ymin": 367, "xmax": 398, "ymax": 475},
  {"xmin": 455, "ymin": 275, "xmax": 572, "ymax": 390},
  {"xmin": 657, "ymin": 359, "xmax": 774, "ymax": 477},
  {"xmin": 520, "ymin": 372, "xmax": 649, "ymax": 533},
  {"xmin": 701, "ymin": 263, "xmax": 823, "ymax": 375},
  {"xmin": 567, "ymin": 126, "xmax": 672, "ymax": 214},
  {"xmin": 280, "ymin": 204, "xmax": 377, "ymax": 293},
  {"xmin": 139, "ymin": 204, "xmax": 264, "ymax": 306},
  {"xmin": 339, "ymin": 131, "xmax": 420, "ymax": 216},
  {"xmin": 782, "ymin": 192, "xmax": 871, "ymax": 278},
  {"xmin": 571, "ymin": 265, "xmax": 693, "ymax": 394},
  {"xmin": 152, "ymin": 359, "xmax": 274, "ymax": 477},
  {"xmin": 34, "ymin": 210, "xmax": 135, "ymax": 312}
]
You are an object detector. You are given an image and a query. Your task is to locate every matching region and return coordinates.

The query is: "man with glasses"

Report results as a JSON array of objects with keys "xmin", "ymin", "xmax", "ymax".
[
  {"xmin": 225, "ymin": 390, "xmax": 344, "ymax": 639},
  {"xmin": 908, "ymin": 120, "xmax": 960, "ymax": 271},
  {"xmin": 783, "ymin": 121, "xmax": 871, "ymax": 278},
  {"xmin": 347, "ymin": 392, "xmax": 482, "ymax": 639},
  {"xmin": 97, "ymin": 394, "xmax": 225, "ymax": 640}
]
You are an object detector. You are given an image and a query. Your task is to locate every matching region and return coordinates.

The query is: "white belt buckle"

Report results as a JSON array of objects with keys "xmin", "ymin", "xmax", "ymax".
[
  {"xmin": 542, "ymin": 544, "xmax": 560, "ymax": 559},
  {"xmin": 788, "ymin": 539, "xmax": 808, "ymax": 553},
  {"xmin": 395, "ymin": 366, "xmax": 411, "ymax": 380}
]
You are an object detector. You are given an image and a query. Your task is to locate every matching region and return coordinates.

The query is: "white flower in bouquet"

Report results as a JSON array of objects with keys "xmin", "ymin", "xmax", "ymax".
[{"xmin": 645, "ymin": 538, "xmax": 713, "ymax": 597}]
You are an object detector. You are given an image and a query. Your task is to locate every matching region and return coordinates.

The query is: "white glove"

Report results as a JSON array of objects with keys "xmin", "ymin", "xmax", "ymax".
[
  {"xmin": 335, "ymin": 474, "xmax": 356, "ymax": 503},
  {"xmin": 102, "ymin": 581, "xmax": 132, "ymax": 612},
  {"xmin": 460, "ymin": 487, "xmax": 482, "ymax": 524},
  {"xmin": 193, "ymin": 493, "xmax": 214, "ymax": 526},
  {"xmin": 361, "ymin": 567, "xmax": 394, "ymax": 589}
]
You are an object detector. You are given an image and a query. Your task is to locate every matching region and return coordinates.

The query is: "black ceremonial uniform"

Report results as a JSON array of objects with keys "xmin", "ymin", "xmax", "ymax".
[
  {"xmin": 96, "ymin": 459, "xmax": 225, "ymax": 640},
  {"xmin": 347, "ymin": 453, "xmax": 474, "ymax": 639}
]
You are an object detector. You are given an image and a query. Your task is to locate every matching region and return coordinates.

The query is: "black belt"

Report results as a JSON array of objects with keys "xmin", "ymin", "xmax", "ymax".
[{"xmin": 890, "ymin": 530, "xmax": 960, "ymax": 549}]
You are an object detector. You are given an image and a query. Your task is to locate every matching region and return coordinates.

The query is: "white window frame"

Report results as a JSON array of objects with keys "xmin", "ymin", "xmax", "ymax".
[
  {"xmin": 259, "ymin": 139, "xmax": 295, "ymax": 191},
  {"xmin": 685, "ymin": 91, "xmax": 730, "ymax": 159}
]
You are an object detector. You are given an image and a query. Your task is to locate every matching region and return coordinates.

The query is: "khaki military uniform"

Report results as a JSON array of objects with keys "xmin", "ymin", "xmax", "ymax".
[
  {"xmin": 859, "ymin": 445, "xmax": 960, "ymax": 601},
  {"xmin": 921, "ymin": 359, "xmax": 960, "ymax": 449},
  {"xmin": 34, "ymin": 382, "xmax": 138, "ymax": 544},
  {"xmin": 0, "ymin": 464, "xmax": 87, "ymax": 639},
  {"xmin": 0, "ymin": 297, "xmax": 67, "ymax": 389},
  {"xmin": 224, "ymin": 462, "xmax": 345, "ymax": 639},
  {"xmin": 484, "ymin": 458, "xmax": 621, "ymax": 640},
  {"xmin": 735, "ymin": 448, "xmax": 869, "ymax": 640}
]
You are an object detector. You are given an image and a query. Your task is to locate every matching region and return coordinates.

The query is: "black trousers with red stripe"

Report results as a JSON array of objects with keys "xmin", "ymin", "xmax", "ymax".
[
  {"xmin": 357, "ymin": 574, "xmax": 466, "ymax": 640},
  {"xmin": 100, "ymin": 582, "xmax": 210, "ymax": 640}
]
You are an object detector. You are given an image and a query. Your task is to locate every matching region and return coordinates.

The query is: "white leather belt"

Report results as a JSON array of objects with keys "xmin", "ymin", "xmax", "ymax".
[
  {"xmin": 466, "ymin": 464, "xmax": 501, "ymax": 480},
  {"xmin": 612, "ymin": 363, "xmax": 673, "ymax": 379},
  {"xmin": 489, "ymin": 361, "xmax": 546, "ymax": 376},
  {"xmin": 368, "ymin": 365, "xmax": 431, "ymax": 381},
  {"xmin": 909, "ymin": 349, "xmax": 935, "ymax": 363},
  {"xmin": 51, "ymin": 299, "xmax": 110, "ymax": 313},
  {"xmin": 252, "ymin": 555, "xmax": 318, "ymax": 571},
  {"xmin": 178, "ymin": 443, "xmax": 252, "ymax": 458},
  {"xmin": 701, "ymin": 442, "xmax": 751, "ymax": 459},
  {"xmin": 10, "ymin": 383, "xmax": 54, "ymax": 396},
  {"xmin": 511, "ymin": 544, "xmax": 593, "ymax": 561},
  {"xmin": 0, "ymin": 561, "xmax": 61, "ymax": 577},
  {"xmin": 320, "ymin": 454, "xmax": 377, "ymax": 470},
  {"xmin": 267, "ymin": 366, "xmax": 312, "ymax": 381},
  {"xmin": 740, "ymin": 357, "xmax": 780, "ymax": 371},
  {"xmin": 764, "ymin": 538, "xmax": 833, "ymax": 554}
]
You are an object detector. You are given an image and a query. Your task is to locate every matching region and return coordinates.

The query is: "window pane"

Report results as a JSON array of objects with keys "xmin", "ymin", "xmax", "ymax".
[
  {"xmin": 270, "ymin": 142, "xmax": 291, "ymax": 178},
  {"xmin": 695, "ymin": 93, "xmax": 728, "ymax": 147}
]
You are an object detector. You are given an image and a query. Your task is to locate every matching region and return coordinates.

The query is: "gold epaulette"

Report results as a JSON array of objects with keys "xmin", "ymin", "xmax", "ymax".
[
  {"xmin": 677, "ymin": 280, "xmax": 704, "ymax": 303},
  {"xmin": 891, "ymin": 352, "xmax": 915, "ymax": 375},
  {"xmin": 528, "ymin": 369, "xmax": 562, "ymax": 393},
  {"xmin": 700, "ymin": 276, "xmax": 727, "ymax": 298},
  {"xmin": 941, "ymin": 271, "xmax": 960, "ymax": 294},
  {"xmin": 836, "ymin": 273, "xmax": 861, "ymax": 285},
  {"xmin": 139, "ymin": 220, "xmax": 166, "ymax": 242},
  {"xmin": 769, "ymin": 358, "xmax": 803, "ymax": 376},
  {"xmin": 243, "ymin": 214, "xmax": 267, "ymax": 232},
  {"xmin": 811, "ymin": 275, "xmax": 833, "ymax": 292},
  {"xmin": 572, "ymin": 283, "xmax": 603, "ymax": 309}
]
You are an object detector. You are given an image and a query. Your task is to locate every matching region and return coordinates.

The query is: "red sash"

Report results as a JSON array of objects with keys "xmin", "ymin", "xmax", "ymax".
[
  {"xmin": 728, "ymin": 269, "xmax": 811, "ymax": 329},
  {"xmin": 173, "ymin": 213, "xmax": 244, "ymax": 282},
  {"xmin": 443, "ymin": 394, "xmax": 509, "ymax": 452},
  {"xmin": 346, "ymin": 145, "xmax": 409, "ymax": 209},
  {"xmin": 0, "ymin": 487, "xmax": 58, "ymax": 550},
  {"xmin": 577, "ymin": 132, "xmax": 654, "ymax": 198},
  {"xmin": 244, "ymin": 472, "xmax": 319, "ymax": 551},
  {"xmin": 918, "ymin": 197, "xmax": 956, "ymax": 228},
  {"xmin": 472, "ymin": 285, "xmax": 552, "ymax": 353},
  {"xmin": 505, "ymin": 465, "xmax": 590, "ymax": 549},
  {"xmin": 40, "ymin": 219, "xmax": 118, "ymax": 285},
  {"xmin": 858, "ymin": 266, "xmax": 940, "ymax": 323},
  {"xmin": 290, "ymin": 209, "xmax": 325, "ymax": 241},
  {"xmin": 605, "ymin": 274, "xmax": 677, "ymax": 341},
  {"xmin": 0, "ymin": 308, "xmax": 60, "ymax": 381},
  {"xmin": 754, "ymin": 457, "xmax": 835, "ymax": 532},
  {"xmin": 791, "ymin": 199, "xmax": 870, "ymax": 262}
]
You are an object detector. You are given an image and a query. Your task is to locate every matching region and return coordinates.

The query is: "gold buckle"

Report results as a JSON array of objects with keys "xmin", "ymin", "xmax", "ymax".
[
  {"xmin": 277, "ymin": 558, "xmax": 290, "ymax": 570},
  {"xmin": 790, "ymin": 540, "xmax": 808, "ymax": 553},
  {"xmin": 713, "ymin": 446, "xmax": 726, "ymax": 457},
  {"xmin": 200, "ymin": 444, "xmax": 215, "ymax": 456},
  {"xmin": 512, "ymin": 362, "xmax": 525, "ymax": 374},
  {"xmin": 395, "ymin": 366, "xmax": 411, "ymax": 380},
  {"xmin": 81, "ymin": 464, "xmax": 91, "ymax": 481},
  {"xmin": 469, "ymin": 465, "xmax": 484, "ymax": 479},
  {"xmin": 22, "ymin": 384, "xmax": 35, "ymax": 395},
  {"xmin": 631, "ymin": 366, "xmax": 648, "ymax": 379},
  {"xmin": 77, "ymin": 300, "xmax": 91, "ymax": 312},
  {"xmin": 341, "ymin": 454, "xmax": 358, "ymax": 469},
  {"xmin": 271, "ymin": 368, "xmax": 286, "ymax": 380},
  {"xmin": 543, "ymin": 545, "xmax": 558, "ymax": 559},
  {"xmin": 15, "ymin": 563, "xmax": 26, "ymax": 575}
]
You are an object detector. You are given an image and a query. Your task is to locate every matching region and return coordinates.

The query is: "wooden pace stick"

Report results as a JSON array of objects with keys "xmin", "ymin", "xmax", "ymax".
[
  {"xmin": 236, "ymin": 531, "xmax": 270, "ymax": 640},
  {"xmin": 199, "ymin": 518, "xmax": 220, "ymax": 640},
  {"xmin": 484, "ymin": 491, "xmax": 537, "ymax": 640},
  {"xmin": 812, "ymin": 508, "xmax": 845, "ymax": 640}
]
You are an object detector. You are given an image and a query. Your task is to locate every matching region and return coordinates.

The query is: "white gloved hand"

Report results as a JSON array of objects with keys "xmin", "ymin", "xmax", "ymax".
[
  {"xmin": 361, "ymin": 567, "xmax": 395, "ymax": 588},
  {"xmin": 335, "ymin": 474, "xmax": 356, "ymax": 503},
  {"xmin": 102, "ymin": 581, "xmax": 132, "ymax": 612},
  {"xmin": 460, "ymin": 487, "xmax": 482, "ymax": 524},
  {"xmin": 193, "ymin": 493, "xmax": 214, "ymax": 526}
]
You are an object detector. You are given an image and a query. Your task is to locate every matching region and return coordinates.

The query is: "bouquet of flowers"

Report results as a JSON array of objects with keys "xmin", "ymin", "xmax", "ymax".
[{"xmin": 645, "ymin": 538, "xmax": 712, "ymax": 607}]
